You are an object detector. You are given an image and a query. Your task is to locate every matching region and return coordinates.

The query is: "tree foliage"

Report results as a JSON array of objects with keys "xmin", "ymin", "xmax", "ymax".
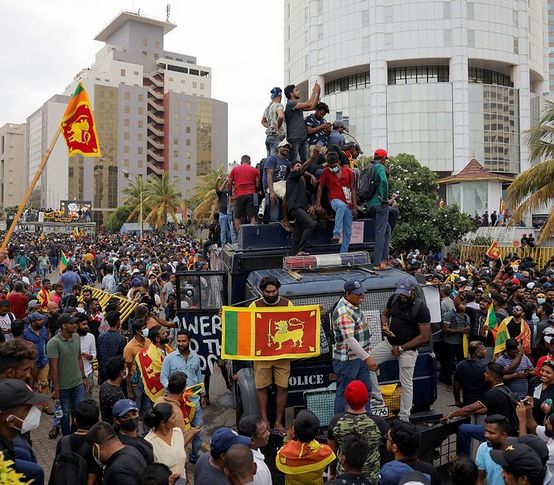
[
  {"xmin": 103, "ymin": 205, "xmax": 132, "ymax": 233},
  {"xmin": 387, "ymin": 153, "xmax": 474, "ymax": 252},
  {"xmin": 189, "ymin": 167, "xmax": 225, "ymax": 223}
]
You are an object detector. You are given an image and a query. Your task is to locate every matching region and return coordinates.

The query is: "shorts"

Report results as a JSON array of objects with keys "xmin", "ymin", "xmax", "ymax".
[
  {"xmin": 234, "ymin": 194, "xmax": 255, "ymax": 220},
  {"xmin": 254, "ymin": 359, "xmax": 291, "ymax": 389}
]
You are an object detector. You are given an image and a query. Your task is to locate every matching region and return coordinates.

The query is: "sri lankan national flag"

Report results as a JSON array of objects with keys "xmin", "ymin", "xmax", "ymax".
[
  {"xmin": 222, "ymin": 305, "xmax": 320, "ymax": 361},
  {"xmin": 59, "ymin": 251, "xmax": 68, "ymax": 273},
  {"xmin": 60, "ymin": 82, "xmax": 101, "ymax": 157},
  {"xmin": 135, "ymin": 343, "xmax": 173, "ymax": 402},
  {"xmin": 486, "ymin": 240, "xmax": 501, "ymax": 260}
]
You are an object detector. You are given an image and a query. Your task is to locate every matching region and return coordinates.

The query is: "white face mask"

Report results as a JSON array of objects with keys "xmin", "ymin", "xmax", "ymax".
[
  {"xmin": 9, "ymin": 405, "xmax": 42, "ymax": 434},
  {"xmin": 141, "ymin": 328, "xmax": 149, "ymax": 338}
]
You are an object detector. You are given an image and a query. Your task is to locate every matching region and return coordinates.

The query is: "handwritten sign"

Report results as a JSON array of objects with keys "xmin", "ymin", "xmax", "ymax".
[
  {"xmin": 350, "ymin": 221, "xmax": 365, "ymax": 244},
  {"xmin": 177, "ymin": 310, "xmax": 222, "ymax": 374}
]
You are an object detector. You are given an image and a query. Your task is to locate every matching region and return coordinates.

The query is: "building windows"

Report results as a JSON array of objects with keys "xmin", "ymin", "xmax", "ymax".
[
  {"xmin": 138, "ymin": 160, "xmax": 144, "ymax": 168},
  {"xmin": 186, "ymin": 152, "xmax": 191, "ymax": 159},
  {"xmin": 468, "ymin": 68, "xmax": 513, "ymax": 87},
  {"xmin": 155, "ymin": 41, "xmax": 160, "ymax": 49},
  {"xmin": 325, "ymin": 71, "xmax": 370, "ymax": 95},
  {"xmin": 138, "ymin": 133, "xmax": 143, "ymax": 141},
  {"xmin": 185, "ymin": 127, "xmax": 191, "ymax": 134},
  {"xmin": 186, "ymin": 139, "xmax": 191, "ymax": 146},
  {"xmin": 444, "ymin": 30, "xmax": 452, "ymax": 47},
  {"xmin": 174, "ymin": 137, "xmax": 179, "ymax": 145},
  {"xmin": 124, "ymin": 105, "xmax": 130, "ymax": 114},
  {"xmin": 468, "ymin": 30, "xmax": 475, "ymax": 48},
  {"xmin": 513, "ymin": 37, "xmax": 519, "ymax": 54},
  {"xmin": 173, "ymin": 163, "xmax": 179, "ymax": 171},
  {"xmin": 121, "ymin": 69, "xmax": 126, "ymax": 77},
  {"xmin": 142, "ymin": 38, "xmax": 148, "ymax": 47},
  {"xmin": 467, "ymin": 2, "xmax": 474, "ymax": 19},
  {"xmin": 134, "ymin": 71, "xmax": 139, "ymax": 76},
  {"xmin": 193, "ymin": 82, "xmax": 197, "ymax": 88},
  {"xmin": 138, "ymin": 108, "xmax": 144, "ymax": 115},
  {"xmin": 124, "ymin": 119, "xmax": 130, "ymax": 127},
  {"xmin": 361, "ymin": 9, "xmax": 369, "ymax": 26},
  {"xmin": 124, "ymin": 146, "xmax": 129, "ymax": 153},
  {"xmin": 124, "ymin": 92, "xmax": 130, "ymax": 101},
  {"xmin": 142, "ymin": 51, "xmax": 147, "ymax": 57},
  {"xmin": 388, "ymin": 66, "xmax": 449, "ymax": 85},
  {"xmin": 123, "ymin": 159, "xmax": 129, "ymax": 167},
  {"xmin": 174, "ymin": 150, "xmax": 179, "ymax": 158},
  {"xmin": 138, "ymin": 147, "xmax": 143, "ymax": 155},
  {"xmin": 138, "ymin": 120, "xmax": 143, "ymax": 128},
  {"xmin": 200, "ymin": 83, "xmax": 205, "ymax": 90},
  {"xmin": 124, "ymin": 132, "xmax": 130, "ymax": 140},
  {"xmin": 443, "ymin": 1, "xmax": 451, "ymax": 19},
  {"xmin": 138, "ymin": 94, "xmax": 144, "ymax": 102}
]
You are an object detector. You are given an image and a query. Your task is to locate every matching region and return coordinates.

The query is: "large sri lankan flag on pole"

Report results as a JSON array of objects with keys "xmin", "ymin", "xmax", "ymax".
[
  {"xmin": 222, "ymin": 305, "xmax": 320, "ymax": 360},
  {"xmin": 60, "ymin": 82, "xmax": 101, "ymax": 157}
]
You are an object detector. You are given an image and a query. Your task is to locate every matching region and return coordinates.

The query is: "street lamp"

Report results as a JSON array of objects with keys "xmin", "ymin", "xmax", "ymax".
[{"xmin": 122, "ymin": 170, "xmax": 143, "ymax": 239}]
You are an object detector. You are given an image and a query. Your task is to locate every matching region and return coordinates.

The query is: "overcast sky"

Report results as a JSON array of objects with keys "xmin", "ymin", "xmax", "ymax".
[{"xmin": 0, "ymin": 0, "xmax": 284, "ymax": 165}]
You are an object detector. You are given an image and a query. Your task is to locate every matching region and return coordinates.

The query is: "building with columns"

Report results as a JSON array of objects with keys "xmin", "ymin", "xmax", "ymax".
[{"xmin": 284, "ymin": 0, "xmax": 550, "ymax": 214}]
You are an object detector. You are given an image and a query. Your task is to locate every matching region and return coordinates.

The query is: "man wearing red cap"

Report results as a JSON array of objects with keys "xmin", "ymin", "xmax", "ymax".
[
  {"xmin": 327, "ymin": 380, "xmax": 385, "ymax": 483},
  {"xmin": 365, "ymin": 149, "xmax": 398, "ymax": 271}
]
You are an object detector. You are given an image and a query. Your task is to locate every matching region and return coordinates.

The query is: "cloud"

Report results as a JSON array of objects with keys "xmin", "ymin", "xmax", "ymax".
[{"xmin": 0, "ymin": 0, "xmax": 283, "ymax": 165}]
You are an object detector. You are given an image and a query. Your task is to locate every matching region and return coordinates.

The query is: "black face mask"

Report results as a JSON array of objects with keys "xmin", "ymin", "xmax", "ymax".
[{"xmin": 119, "ymin": 418, "xmax": 139, "ymax": 432}]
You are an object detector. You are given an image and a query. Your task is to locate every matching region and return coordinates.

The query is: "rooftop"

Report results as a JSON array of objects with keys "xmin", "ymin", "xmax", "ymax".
[
  {"xmin": 438, "ymin": 159, "xmax": 514, "ymax": 184},
  {"xmin": 95, "ymin": 11, "xmax": 176, "ymax": 42}
]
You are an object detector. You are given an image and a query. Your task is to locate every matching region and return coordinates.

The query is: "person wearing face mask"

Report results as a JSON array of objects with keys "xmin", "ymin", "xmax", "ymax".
[
  {"xmin": 77, "ymin": 313, "xmax": 97, "ymax": 400},
  {"xmin": 50, "ymin": 399, "xmax": 101, "ymax": 485},
  {"xmin": 99, "ymin": 356, "xmax": 127, "ymax": 424},
  {"xmin": 0, "ymin": 379, "xmax": 47, "ymax": 485},
  {"xmin": 246, "ymin": 276, "xmax": 293, "ymax": 434},
  {"xmin": 112, "ymin": 399, "xmax": 154, "ymax": 465},
  {"xmin": 315, "ymin": 151, "xmax": 357, "ymax": 253},
  {"xmin": 123, "ymin": 320, "xmax": 152, "ymax": 416},
  {"xmin": 87, "ymin": 421, "xmax": 147, "ymax": 485}
]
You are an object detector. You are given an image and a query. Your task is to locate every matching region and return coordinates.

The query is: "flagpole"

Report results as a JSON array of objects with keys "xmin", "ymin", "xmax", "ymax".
[{"xmin": 1, "ymin": 127, "xmax": 61, "ymax": 252}]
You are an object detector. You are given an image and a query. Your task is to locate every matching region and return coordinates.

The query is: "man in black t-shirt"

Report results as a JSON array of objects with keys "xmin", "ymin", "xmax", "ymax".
[
  {"xmin": 285, "ymin": 147, "xmax": 319, "ymax": 255},
  {"xmin": 444, "ymin": 362, "xmax": 519, "ymax": 456},
  {"xmin": 371, "ymin": 278, "xmax": 431, "ymax": 421},
  {"xmin": 51, "ymin": 399, "xmax": 101, "ymax": 484},
  {"xmin": 453, "ymin": 341, "xmax": 488, "ymax": 406}
]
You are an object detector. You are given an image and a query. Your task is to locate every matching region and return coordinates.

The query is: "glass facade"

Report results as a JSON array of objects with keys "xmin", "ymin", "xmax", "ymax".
[
  {"xmin": 387, "ymin": 83, "xmax": 453, "ymax": 172},
  {"xmin": 469, "ymin": 84, "xmax": 520, "ymax": 174},
  {"xmin": 196, "ymin": 101, "xmax": 212, "ymax": 177},
  {"xmin": 462, "ymin": 181, "xmax": 488, "ymax": 217},
  {"xmin": 387, "ymin": 66, "xmax": 449, "ymax": 85},
  {"xmin": 324, "ymin": 72, "xmax": 370, "ymax": 95},
  {"xmin": 468, "ymin": 68, "xmax": 513, "ymax": 87}
]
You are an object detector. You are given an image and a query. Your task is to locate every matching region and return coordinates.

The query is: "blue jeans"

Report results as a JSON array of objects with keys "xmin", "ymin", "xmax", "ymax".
[
  {"xmin": 333, "ymin": 359, "xmax": 372, "ymax": 414},
  {"xmin": 266, "ymin": 134, "xmax": 281, "ymax": 157},
  {"xmin": 59, "ymin": 384, "xmax": 85, "ymax": 436},
  {"xmin": 330, "ymin": 199, "xmax": 353, "ymax": 253},
  {"xmin": 288, "ymin": 138, "xmax": 309, "ymax": 163},
  {"xmin": 133, "ymin": 381, "xmax": 153, "ymax": 434},
  {"xmin": 219, "ymin": 213, "xmax": 236, "ymax": 244},
  {"xmin": 457, "ymin": 423, "xmax": 485, "ymax": 456},
  {"xmin": 189, "ymin": 400, "xmax": 204, "ymax": 463},
  {"xmin": 371, "ymin": 203, "xmax": 392, "ymax": 265}
]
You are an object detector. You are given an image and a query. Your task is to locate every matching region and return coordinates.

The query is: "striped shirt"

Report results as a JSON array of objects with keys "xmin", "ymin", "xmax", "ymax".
[{"xmin": 332, "ymin": 297, "xmax": 371, "ymax": 361}]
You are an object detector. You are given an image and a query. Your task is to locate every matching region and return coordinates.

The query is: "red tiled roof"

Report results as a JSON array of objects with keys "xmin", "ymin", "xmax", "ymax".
[{"xmin": 438, "ymin": 159, "xmax": 515, "ymax": 184}]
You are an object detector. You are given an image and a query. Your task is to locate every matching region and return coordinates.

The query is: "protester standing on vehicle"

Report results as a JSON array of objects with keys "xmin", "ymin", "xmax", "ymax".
[
  {"xmin": 227, "ymin": 155, "xmax": 260, "ymax": 233},
  {"xmin": 365, "ymin": 149, "xmax": 398, "ymax": 271},
  {"xmin": 261, "ymin": 87, "xmax": 286, "ymax": 157},
  {"xmin": 371, "ymin": 278, "xmax": 431, "ymax": 421},
  {"xmin": 284, "ymin": 82, "xmax": 320, "ymax": 163},
  {"xmin": 331, "ymin": 279, "xmax": 378, "ymax": 414},
  {"xmin": 249, "ymin": 276, "xmax": 293, "ymax": 434}
]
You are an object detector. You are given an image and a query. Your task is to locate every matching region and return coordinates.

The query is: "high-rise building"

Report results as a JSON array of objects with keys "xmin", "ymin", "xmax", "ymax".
[
  {"xmin": 284, "ymin": 0, "xmax": 549, "ymax": 215},
  {"xmin": 27, "ymin": 11, "xmax": 228, "ymax": 222},
  {"xmin": 0, "ymin": 123, "xmax": 27, "ymax": 208},
  {"xmin": 549, "ymin": 0, "xmax": 554, "ymax": 94}
]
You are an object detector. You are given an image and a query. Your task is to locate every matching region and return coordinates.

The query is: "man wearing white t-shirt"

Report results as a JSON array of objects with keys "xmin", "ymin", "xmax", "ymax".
[
  {"xmin": 0, "ymin": 300, "xmax": 15, "ymax": 341},
  {"xmin": 238, "ymin": 415, "xmax": 272, "ymax": 485},
  {"xmin": 77, "ymin": 313, "xmax": 96, "ymax": 399}
]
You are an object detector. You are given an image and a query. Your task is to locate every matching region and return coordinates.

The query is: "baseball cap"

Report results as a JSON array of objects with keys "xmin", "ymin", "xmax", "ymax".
[
  {"xmin": 210, "ymin": 428, "xmax": 251, "ymax": 454},
  {"xmin": 131, "ymin": 277, "xmax": 142, "ymax": 287},
  {"xmin": 333, "ymin": 120, "xmax": 346, "ymax": 129},
  {"xmin": 270, "ymin": 87, "xmax": 282, "ymax": 99},
  {"xmin": 398, "ymin": 471, "xmax": 432, "ymax": 485},
  {"xmin": 344, "ymin": 279, "xmax": 365, "ymax": 295},
  {"xmin": 28, "ymin": 311, "xmax": 46, "ymax": 322},
  {"xmin": 518, "ymin": 434, "xmax": 549, "ymax": 466},
  {"xmin": 490, "ymin": 443, "xmax": 544, "ymax": 480},
  {"xmin": 395, "ymin": 277, "xmax": 417, "ymax": 296},
  {"xmin": 379, "ymin": 460, "xmax": 414, "ymax": 485},
  {"xmin": 374, "ymin": 148, "xmax": 388, "ymax": 160},
  {"xmin": 0, "ymin": 379, "xmax": 49, "ymax": 410},
  {"xmin": 112, "ymin": 399, "xmax": 139, "ymax": 418},
  {"xmin": 344, "ymin": 380, "xmax": 369, "ymax": 410},
  {"xmin": 278, "ymin": 139, "xmax": 291, "ymax": 149},
  {"xmin": 58, "ymin": 313, "xmax": 78, "ymax": 325},
  {"xmin": 27, "ymin": 300, "xmax": 40, "ymax": 310}
]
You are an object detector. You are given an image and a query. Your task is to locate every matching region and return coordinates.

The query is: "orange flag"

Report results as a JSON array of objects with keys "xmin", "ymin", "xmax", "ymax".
[
  {"xmin": 60, "ymin": 82, "xmax": 101, "ymax": 157},
  {"xmin": 486, "ymin": 240, "xmax": 501, "ymax": 260}
]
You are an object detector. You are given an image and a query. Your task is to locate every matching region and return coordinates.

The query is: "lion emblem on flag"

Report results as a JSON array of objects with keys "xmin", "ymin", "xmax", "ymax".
[
  {"xmin": 67, "ymin": 115, "xmax": 92, "ymax": 144},
  {"xmin": 269, "ymin": 318, "xmax": 305, "ymax": 350}
]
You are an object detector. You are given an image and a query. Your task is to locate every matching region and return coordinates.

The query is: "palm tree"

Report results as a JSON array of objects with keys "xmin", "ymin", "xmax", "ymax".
[
  {"xmin": 143, "ymin": 173, "xmax": 183, "ymax": 230},
  {"xmin": 508, "ymin": 103, "xmax": 554, "ymax": 243},
  {"xmin": 190, "ymin": 167, "xmax": 225, "ymax": 223},
  {"xmin": 122, "ymin": 175, "xmax": 150, "ymax": 225}
]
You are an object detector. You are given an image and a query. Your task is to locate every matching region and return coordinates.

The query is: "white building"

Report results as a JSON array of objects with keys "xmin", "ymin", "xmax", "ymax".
[
  {"xmin": 284, "ymin": 0, "xmax": 550, "ymax": 215},
  {"xmin": 0, "ymin": 123, "xmax": 27, "ymax": 208}
]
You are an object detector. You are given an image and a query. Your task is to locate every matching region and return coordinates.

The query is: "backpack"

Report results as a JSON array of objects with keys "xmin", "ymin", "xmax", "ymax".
[
  {"xmin": 494, "ymin": 386, "xmax": 520, "ymax": 437},
  {"xmin": 48, "ymin": 435, "xmax": 88, "ymax": 485},
  {"xmin": 357, "ymin": 163, "xmax": 378, "ymax": 202}
]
